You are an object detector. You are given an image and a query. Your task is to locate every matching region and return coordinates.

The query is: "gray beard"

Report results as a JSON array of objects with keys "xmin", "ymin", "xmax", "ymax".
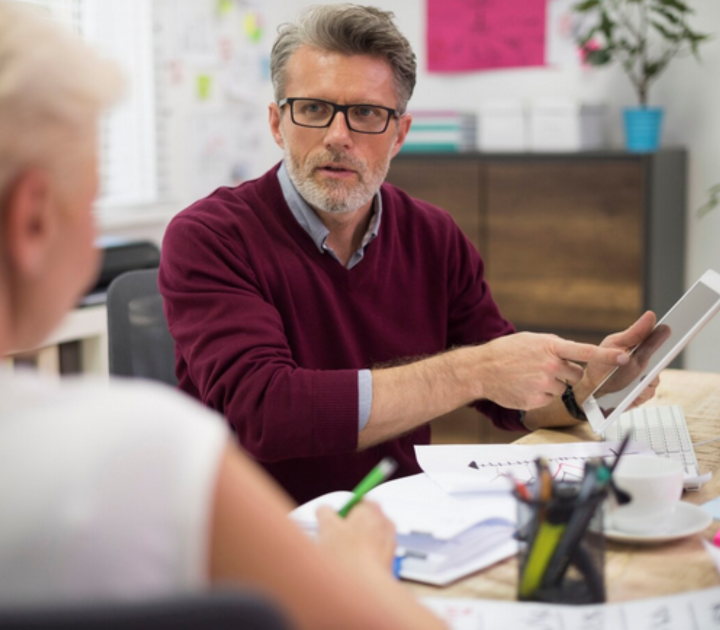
[{"xmin": 281, "ymin": 129, "xmax": 394, "ymax": 215}]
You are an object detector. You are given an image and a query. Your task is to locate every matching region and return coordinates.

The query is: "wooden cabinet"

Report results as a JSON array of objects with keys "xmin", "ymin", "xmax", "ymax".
[{"xmin": 386, "ymin": 150, "xmax": 687, "ymax": 443}]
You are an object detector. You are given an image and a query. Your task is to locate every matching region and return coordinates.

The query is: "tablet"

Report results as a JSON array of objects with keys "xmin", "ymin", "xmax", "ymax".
[{"xmin": 582, "ymin": 269, "xmax": 720, "ymax": 434}]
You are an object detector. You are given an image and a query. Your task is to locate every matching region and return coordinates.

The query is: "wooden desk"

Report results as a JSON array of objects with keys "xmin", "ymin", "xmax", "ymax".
[{"xmin": 408, "ymin": 369, "xmax": 720, "ymax": 602}]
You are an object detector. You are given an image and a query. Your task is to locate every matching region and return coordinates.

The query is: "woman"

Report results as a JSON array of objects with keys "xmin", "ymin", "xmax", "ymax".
[{"xmin": 0, "ymin": 3, "xmax": 443, "ymax": 628}]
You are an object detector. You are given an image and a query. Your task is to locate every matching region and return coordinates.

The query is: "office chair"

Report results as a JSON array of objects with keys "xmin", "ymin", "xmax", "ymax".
[
  {"xmin": 106, "ymin": 268, "xmax": 178, "ymax": 386},
  {"xmin": 0, "ymin": 590, "xmax": 291, "ymax": 629}
]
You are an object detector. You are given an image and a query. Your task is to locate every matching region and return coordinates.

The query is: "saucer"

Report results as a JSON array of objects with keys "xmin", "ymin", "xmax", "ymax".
[{"xmin": 605, "ymin": 502, "xmax": 712, "ymax": 544}]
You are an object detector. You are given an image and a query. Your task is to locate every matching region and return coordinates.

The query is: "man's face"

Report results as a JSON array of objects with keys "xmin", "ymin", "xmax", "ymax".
[{"xmin": 269, "ymin": 46, "xmax": 411, "ymax": 216}]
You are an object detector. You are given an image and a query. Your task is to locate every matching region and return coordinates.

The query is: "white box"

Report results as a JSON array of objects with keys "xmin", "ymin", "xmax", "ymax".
[
  {"xmin": 477, "ymin": 99, "xmax": 526, "ymax": 152},
  {"xmin": 529, "ymin": 99, "xmax": 606, "ymax": 152}
]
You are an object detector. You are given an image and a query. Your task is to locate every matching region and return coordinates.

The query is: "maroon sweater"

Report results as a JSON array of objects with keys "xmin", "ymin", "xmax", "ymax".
[{"xmin": 159, "ymin": 163, "xmax": 522, "ymax": 503}]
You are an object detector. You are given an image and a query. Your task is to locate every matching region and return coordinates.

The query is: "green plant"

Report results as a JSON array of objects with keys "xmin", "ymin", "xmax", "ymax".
[
  {"xmin": 573, "ymin": 0, "xmax": 711, "ymax": 106},
  {"xmin": 698, "ymin": 183, "xmax": 720, "ymax": 217}
]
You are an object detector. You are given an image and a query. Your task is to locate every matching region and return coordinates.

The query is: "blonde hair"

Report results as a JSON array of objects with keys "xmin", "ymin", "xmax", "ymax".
[
  {"xmin": 0, "ymin": 1, "xmax": 123, "ymax": 198},
  {"xmin": 271, "ymin": 4, "xmax": 416, "ymax": 113}
]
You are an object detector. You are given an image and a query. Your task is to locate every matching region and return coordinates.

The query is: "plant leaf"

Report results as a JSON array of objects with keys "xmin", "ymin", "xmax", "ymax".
[
  {"xmin": 600, "ymin": 10, "xmax": 615, "ymax": 40},
  {"xmin": 697, "ymin": 184, "xmax": 720, "ymax": 217},
  {"xmin": 572, "ymin": 0, "xmax": 601, "ymax": 13},
  {"xmin": 650, "ymin": 6, "xmax": 681, "ymax": 25},
  {"xmin": 585, "ymin": 48, "xmax": 613, "ymax": 65},
  {"xmin": 651, "ymin": 21, "xmax": 680, "ymax": 41},
  {"xmin": 655, "ymin": 0, "xmax": 692, "ymax": 14}
]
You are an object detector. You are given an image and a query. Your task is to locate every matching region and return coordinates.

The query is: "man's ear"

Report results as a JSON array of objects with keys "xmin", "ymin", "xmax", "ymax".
[
  {"xmin": 4, "ymin": 169, "xmax": 56, "ymax": 276},
  {"xmin": 390, "ymin": 113, "xmax": 412, "ymax": 159},
  {"xmin": 268, "ymin": 102, "xmax": 285, "ymax": 149}
]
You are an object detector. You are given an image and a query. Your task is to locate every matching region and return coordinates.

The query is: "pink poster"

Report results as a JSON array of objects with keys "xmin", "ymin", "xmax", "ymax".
[{"xmin": 427, "ymin": 0, "xmax": 547, "ymax": 72}]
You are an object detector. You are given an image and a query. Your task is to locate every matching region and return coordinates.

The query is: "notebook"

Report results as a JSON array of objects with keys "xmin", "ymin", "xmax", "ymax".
[
  {"xmin": 582, "ymin": 269, "xmax": 720, "ymax": 435},
  {"xmin": 289, "ymin": 472, "xmax": 518, "ymax": 586}
]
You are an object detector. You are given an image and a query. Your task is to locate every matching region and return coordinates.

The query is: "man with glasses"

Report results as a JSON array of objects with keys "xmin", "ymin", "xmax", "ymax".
[{"xmin": 160, "ymin": 4, "xmax": 656, "ymax": 504}]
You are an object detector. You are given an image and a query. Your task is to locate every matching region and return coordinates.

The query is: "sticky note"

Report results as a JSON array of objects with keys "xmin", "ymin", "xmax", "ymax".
[
  {"xmin": 243, "ymin": 12, "xmax": 263, "ymax": 43},
  {"xmin": 196, "ymin": 74, "xmax": 212, "ymax": 101},
  {"xmin": 217, "ymin": 0, "xmax": 234, "ymax": 16}
]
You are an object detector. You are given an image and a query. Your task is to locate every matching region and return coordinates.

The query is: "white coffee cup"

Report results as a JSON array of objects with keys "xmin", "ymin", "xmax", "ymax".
[{"xmin": 608, "ymin": 455, "xmax": 684, "ymax": 534}]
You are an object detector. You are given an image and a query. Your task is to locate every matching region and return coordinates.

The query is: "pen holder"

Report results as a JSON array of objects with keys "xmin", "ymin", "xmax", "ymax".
[{"xmin": 515, "ymin": 480, "xmax": 606, "ymax": 605}]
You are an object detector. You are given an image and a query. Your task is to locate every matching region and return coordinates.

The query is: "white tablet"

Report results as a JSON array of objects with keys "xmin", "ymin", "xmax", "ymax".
[{"xmin": 582, "ymin": 269, "xmax": 720, "ymax": 434}]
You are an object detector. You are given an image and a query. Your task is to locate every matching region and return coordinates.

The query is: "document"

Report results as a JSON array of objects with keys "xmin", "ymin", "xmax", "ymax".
[
  {"xmin": 423, "ymin": 585, "xmax": 720, "ymax": 629},
  {"xmin": 415, "ymin": 442, "xmax": 655, "ymax": 494},
  {"xmin": 290, "ymin": 473, "xmax": 518, "ymax": 585}
]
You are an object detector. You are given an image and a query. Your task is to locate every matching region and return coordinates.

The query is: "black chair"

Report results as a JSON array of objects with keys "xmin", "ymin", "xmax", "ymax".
[
  {"xmin": 106, "ymin": 268, "xmax": 177, "ymax": 386},
  {"xmin": 0, "ymin": 590, "xmax": 291, "ymax": 629}
]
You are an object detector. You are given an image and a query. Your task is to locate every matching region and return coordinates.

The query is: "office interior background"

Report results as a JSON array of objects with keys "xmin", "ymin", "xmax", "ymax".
[{"xmin": 30, "ymin": 0, "xmax": 720, "ymax": 372}]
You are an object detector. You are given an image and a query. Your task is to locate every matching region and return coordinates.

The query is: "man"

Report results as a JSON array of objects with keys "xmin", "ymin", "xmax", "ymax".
[
  {"xmin": 159, "ymin": 4, "xmax": 657, "ymax": 503},
  {"xmin": 0, "ymin": 4, "xmax": 444, "ymax": 628}
]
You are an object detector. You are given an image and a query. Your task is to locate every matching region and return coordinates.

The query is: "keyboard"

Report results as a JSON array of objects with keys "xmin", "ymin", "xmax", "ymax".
[{"xmin": 603, "ymin": 405, "xmax": 703, "ymax": 491}]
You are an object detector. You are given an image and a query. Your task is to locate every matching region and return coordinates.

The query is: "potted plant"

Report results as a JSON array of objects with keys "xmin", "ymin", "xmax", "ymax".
[{"xmin": 572, "ymin": 0, "xmax": 711, "ymax": 152}]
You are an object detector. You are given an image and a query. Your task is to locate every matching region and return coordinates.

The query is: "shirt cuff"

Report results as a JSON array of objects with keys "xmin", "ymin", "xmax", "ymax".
[{"xmin": 358, "ymin": 369, "xmax": 372, "ymax": 431}]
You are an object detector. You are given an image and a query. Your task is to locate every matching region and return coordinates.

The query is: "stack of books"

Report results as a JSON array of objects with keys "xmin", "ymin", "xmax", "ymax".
[{"xmin": 401, "ymin": 110, "xmax": 477, "ymax": 153}]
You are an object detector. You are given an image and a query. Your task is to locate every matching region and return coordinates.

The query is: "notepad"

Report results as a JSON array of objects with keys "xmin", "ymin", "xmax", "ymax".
[{"xmin": 289, "ymin": 473, "xmax": 518, "ymax": 585}]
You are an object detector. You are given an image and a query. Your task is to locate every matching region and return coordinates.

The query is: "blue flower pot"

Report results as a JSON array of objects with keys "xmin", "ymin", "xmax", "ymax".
[{"xmin": 623, "ymin": 107, "xmax": 664, "ymax": 153}]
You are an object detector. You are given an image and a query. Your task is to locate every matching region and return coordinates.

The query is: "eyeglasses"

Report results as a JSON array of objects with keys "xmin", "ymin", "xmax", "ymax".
[{"xmin": 278, "ymin": 97, "xmax": 400, "ymax": 134}]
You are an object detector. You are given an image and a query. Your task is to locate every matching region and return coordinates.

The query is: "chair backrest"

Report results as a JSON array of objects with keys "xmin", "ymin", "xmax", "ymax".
[
  {"xmin": 106, "ymin": 268, "xmax": 178, "ymax": 386},
  {"xmin": 0, "ymin": 590, "xmax": 291, "ymax": 630}
]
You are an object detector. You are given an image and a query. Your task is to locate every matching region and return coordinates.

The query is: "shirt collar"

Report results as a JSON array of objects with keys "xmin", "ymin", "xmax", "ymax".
[{"xmin": 277, "ymin": 161, "xmax": 383, "ymax": 258}]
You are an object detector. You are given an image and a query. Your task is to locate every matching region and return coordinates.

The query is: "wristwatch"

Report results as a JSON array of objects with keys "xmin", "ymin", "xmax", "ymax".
[{"xmin": 562, "ymin": 384, "xmax": 588, "ymax": 421}]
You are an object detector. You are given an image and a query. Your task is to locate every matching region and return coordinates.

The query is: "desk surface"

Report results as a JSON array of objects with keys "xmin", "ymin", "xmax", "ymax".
[{"xmin": 407, "ymin": 369, "xmax": 720, "ymax": 602}]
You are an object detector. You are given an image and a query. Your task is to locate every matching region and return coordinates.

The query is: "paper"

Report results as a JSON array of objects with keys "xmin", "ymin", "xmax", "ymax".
[
  {"xmin": 423, "ymin": 585, "xmax": 720, "ymax": 629},
  {"xmin": 291, "ymin": 472, "xmax": 515, "ymax": 540},
  {"xmin": 427, "ymin": 0, "xmax": 547, "ymax": 72},
  {"xmin": 289, "ymin": 473, "xmax": 518, "ymax": 586},
  {"xmin": 416, "ymin": 442, "xmax": 655, "ymax": 493}
]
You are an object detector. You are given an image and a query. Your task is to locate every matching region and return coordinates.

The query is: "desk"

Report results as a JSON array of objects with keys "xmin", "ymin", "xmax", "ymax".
[{"xmin": 408, "ymin": 369, "xmax": 720, "ymax": 602}]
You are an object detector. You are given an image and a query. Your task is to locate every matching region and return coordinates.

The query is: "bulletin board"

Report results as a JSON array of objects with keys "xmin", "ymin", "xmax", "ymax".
[{"xmin": 153, "ymin": 0, "xmax": 274, "ymax": 203}]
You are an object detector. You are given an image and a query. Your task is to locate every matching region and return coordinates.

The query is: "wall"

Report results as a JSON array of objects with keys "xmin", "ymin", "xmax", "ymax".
[{"xmin": 105, "ymin": 0, "xmax": 720, "ymax": 371}]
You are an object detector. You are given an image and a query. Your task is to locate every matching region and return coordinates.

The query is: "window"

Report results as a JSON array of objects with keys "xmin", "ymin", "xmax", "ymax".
[{"xmin": 13, "ymin": 0, "xmax": 159, "ymax": 211}]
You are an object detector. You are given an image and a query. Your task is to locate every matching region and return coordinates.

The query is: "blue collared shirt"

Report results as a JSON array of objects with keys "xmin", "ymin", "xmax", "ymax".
[{"xmin": 277, "ymin": 162, "xmax": 375, "ymax": 431}]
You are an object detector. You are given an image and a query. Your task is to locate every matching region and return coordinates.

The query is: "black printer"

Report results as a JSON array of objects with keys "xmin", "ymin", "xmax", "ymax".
[{"xmin": 81, "ymin": 236, "xmax": 161, "ymax": 307}]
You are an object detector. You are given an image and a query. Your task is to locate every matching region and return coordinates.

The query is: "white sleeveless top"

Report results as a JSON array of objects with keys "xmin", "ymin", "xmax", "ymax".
[{"xmin": 0, "ymin": 370, "xmax": 228, "ymax": 605}]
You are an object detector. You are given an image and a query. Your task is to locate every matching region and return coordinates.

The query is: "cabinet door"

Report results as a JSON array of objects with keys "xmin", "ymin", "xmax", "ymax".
[
  {"xmin": 386, "ymin": 157, "xmax": 481, "ymax": 248},
  {"xmin": 484, "ymin": 160, "xmax": 644, "ymax": 338}
]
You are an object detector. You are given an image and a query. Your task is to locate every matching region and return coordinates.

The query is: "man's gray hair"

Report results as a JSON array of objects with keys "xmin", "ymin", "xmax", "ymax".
[
  {"xmin": 0, "ymin": 1, "xmax": 123, "ymax": 199},
  {"xmin": 271, "ymin": 4, "xmax": 416, "ymax": 113}
]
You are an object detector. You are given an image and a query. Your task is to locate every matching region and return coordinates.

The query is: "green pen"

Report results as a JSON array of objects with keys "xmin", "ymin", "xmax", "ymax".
[{"xmin": 338, "ymin": 457, "xmax": 398, "ymax": 518}]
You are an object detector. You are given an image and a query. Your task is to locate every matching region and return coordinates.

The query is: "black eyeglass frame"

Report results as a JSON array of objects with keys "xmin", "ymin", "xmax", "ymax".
[{"xmin": 278, "ymin": 97, "xmax": 400, "ymax": 135}]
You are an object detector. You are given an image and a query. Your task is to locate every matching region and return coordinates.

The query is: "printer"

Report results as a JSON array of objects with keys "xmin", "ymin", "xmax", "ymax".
[{"xmin": 81, "ymin": 236, "xmax": 161, "ymax": 307}]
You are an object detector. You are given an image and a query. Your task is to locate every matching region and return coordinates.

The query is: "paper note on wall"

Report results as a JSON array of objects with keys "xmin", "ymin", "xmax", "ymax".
[{"xmin": 427, "ymin": 0, "xmax": 547, "ymax": 72}]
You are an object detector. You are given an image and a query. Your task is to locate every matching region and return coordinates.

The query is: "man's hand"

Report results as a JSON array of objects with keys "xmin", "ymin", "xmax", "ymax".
[
  {"xmin": 581, "ymin": 310, "xmax": 662, "ymax": 408},
  {"xmin": 315, "ymin": 502, "xmax": 396, "ymax": 573},
  {"xmin": 472, "ymin": 332, "xmax": 630, "ymax": 410}
]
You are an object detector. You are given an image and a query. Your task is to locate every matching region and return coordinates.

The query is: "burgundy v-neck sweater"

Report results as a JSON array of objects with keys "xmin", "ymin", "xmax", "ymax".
[{"xmin": 159, "ymin": 163, "xmax": 522, "ymax": 503}]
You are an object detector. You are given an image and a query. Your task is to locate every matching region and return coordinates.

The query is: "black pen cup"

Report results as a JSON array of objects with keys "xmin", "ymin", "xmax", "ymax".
[{"xmin": 515, "ymin": 480, "xmax": 606, "ymax": 604}]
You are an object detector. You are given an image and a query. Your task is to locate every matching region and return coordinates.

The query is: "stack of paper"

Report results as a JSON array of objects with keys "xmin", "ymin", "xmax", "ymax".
[
  {"xmin": 401, "ymin": 111, "xmax": 477, "ymax": 153},
  {"xmin": 423, "ymin": 585, "xmax": 720, "ymax": 630},
  {"xmin": 289, "ymin": 473, "xmax": 517, "ymax": 586}
]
